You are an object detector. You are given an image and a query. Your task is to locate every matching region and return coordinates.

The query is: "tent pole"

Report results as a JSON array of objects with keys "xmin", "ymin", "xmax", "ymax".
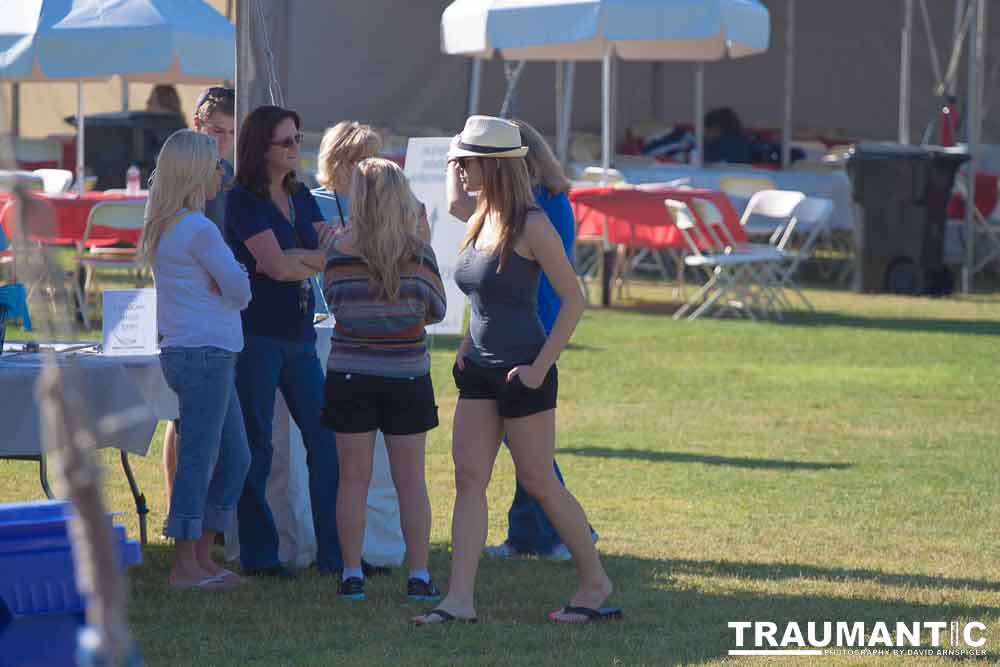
[
  {"xmin": 782, "ymin": 0, "xmax": 795, "ymax": 167},
  {"xmin": 76, "ymin": 81, "xmax": 85, "ymax": 195},
  {"xmin": 559, "ymin": 62, "xmax": 575, "ymax": 166},
  {"xmin": 468, "ymin": 58, "xmax": 483, "ymax": 117},
  {"xmin": 121, "ymin": 79, "xmax": 129, "ymax": 112},
  {"xmin": 235, "ymin": 0, "xmax": 252, "ymax": 174},
  {"xmin": 601, "ymin": 44, "xmax": 612, "ymax": 183},
  {"xmin": 899, "ymin": 0, "xmax": 913, "ymax": 144},
  {"xmin": 694, "ymin": 63, "xmax": 704, "ymax": 168},
  {"xmin": 963, "ymin": 0, "xmax": 982, "ymax": 293},
  {"xmin": 11, "ymin": 83, "xmax": 19, "ymax": 138},
  {"xmin": 949, "ymin": 0, "xmax": 964, "ymax": 97}
]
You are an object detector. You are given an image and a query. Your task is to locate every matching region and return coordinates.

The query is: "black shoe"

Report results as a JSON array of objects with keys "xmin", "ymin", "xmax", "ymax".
[
  {"xmin": 244, "ymin": 564, "xmax": 296, "ymax": 579},
  {"xmin": 407, "ymin": 577, "xmax": 442, "ymax": 602},
  {"xmin": 362, "ymin": 559, "xmax": 391, "ymax": 578},
  {"xmin": 338, "ymin": 576, "xmax": 365, "ymax": 601}
]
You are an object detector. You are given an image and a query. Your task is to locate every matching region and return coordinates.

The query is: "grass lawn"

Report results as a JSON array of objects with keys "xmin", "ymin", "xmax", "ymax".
[{"xmin": 2, "ymin": 276, "xmax": 1000, "ymax": 665}]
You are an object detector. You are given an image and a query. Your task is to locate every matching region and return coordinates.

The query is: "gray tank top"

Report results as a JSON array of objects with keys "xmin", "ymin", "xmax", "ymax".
[{"xmin": 454, "ymin": 244, "xmax": 545, "ymax": 367}]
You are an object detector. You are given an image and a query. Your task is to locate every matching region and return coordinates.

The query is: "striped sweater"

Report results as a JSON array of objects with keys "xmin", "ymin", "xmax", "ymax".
[{"xmin": 323, "ymin": 240, "xmax": 447, "ymax": 378}]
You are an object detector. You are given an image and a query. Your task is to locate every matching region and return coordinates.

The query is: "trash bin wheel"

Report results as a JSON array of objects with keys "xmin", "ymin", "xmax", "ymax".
[{"xmin": 884, "ymin": 258, "xmax": 924, "ymax": 295}]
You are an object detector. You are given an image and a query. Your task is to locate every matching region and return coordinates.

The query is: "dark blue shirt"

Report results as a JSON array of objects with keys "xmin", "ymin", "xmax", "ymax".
[
  {"xmin": 225, "ymin": 183, "xmax": 323, "ymax": 342},
  {"xmin": 533, "ymin": 186, "xmax": 576, "ymax": 334},
  {"xmin": 703, "ymin": 134, "xmax": 754, "ymax": 165},
  {"xmin": 204, "ymin": 158, "xmax": 233, "ymax": 233}
]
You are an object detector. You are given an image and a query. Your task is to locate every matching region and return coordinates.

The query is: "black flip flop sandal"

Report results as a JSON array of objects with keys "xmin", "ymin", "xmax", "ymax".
[
  {"xmin": 415, "ymin": 608, "xmax": 479, "ymax": 625},
  {"xmin": 549, "ymin": 605, "xmax": 624, "ymax": 624}
]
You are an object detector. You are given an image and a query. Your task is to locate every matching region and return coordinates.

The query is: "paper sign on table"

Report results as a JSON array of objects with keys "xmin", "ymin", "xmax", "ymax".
[
  {"xmin": 102, "ymin": 289, "xmax": 157, "ymax": 356},
  {"xmin": 403, "ymin": 137, "xmax": 468, "ymax": 335}
]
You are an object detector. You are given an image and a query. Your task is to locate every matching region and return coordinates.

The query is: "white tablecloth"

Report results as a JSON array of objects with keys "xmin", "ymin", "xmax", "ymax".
[
  {"xmin": 575, "ymin": 161, "xmax": 858, "ymax": 233},
  {"xmin": 0, "ymin": 344, "xmax": 169, "ymax": 457}
]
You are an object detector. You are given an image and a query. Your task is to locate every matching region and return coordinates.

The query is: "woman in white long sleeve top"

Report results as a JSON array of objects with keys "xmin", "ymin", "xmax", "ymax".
[{"xmin": 140, "ymin": 130, "xmax": 252, "ymax": 590}]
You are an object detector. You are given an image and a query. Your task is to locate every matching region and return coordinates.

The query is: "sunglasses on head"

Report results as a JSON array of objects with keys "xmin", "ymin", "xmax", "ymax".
[
  {"xmin": 204, "ymin": 86, "xmax": 235, "ymax": 99},
  {"xmin": 270, "ymin": 132, "xmax": 304, "ymax": 149}
]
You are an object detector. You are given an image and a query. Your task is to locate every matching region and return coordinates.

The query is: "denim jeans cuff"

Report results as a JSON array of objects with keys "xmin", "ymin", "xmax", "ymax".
[
  {"xmin": 202, "ymin": 503, "xmax": 235, "ymax": 534},
  {"xmin": 165, "ymin": 513, "xmax": 203, "ymax": 541}
]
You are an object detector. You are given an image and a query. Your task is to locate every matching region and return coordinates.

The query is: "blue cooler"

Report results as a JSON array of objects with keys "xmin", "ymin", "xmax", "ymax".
[{"xmin": 0, "ymin": 501, "xmax": 141, "ymax": 667}]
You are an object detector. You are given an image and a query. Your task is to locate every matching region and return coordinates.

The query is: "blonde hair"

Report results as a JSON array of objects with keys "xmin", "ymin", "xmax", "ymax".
[
  {"xmin": 461, "ymin": 155, "xmax": 536, "ymax": 272},
  {"xmin": 349, "ymin": 158, "xmax": 420, "ymax": 301},
  {"xmin": 317, "ymin": 121, "xmax": 382, "ymax": 192},
  {"xmin": 513, "ymin": 119, "xmax": 571, "ymax": 195},
  {"xmin": 139, "ymin": 129, "xmax": 218, "ymax": 263}
]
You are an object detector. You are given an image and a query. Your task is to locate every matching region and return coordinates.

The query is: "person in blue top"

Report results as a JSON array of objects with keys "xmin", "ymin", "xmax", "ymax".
[
  {"xmin": 225, "ymin": 105, "xmax": 341, "ymax": 578},
  {"xmin": 446, "ymin": 119, "xmax": 594, "ymax": 561},
  {"xmin": 311, "ymin": 120, "xmax": 381, "ymax": 227}
]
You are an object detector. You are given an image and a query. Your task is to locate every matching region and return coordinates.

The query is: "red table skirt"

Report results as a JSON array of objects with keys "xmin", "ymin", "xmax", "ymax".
[
  {"xmin": 570, "ymin": 186, "xmax": 746, "ymax": 250},
  {"xmin": 0, "ymin": 191, "xmax": 146, "ymax": 247}
]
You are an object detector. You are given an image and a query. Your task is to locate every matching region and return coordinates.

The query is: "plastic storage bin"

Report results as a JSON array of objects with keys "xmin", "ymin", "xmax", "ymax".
[{"xmin": 0, "ymin": 501, "xmax": 141, "ymax": 667}]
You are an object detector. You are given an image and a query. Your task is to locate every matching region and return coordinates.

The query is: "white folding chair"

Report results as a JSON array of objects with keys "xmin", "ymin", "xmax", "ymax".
[
  {"xmin": 767, "ymin": 197, "xmax": 835, "ymax": 311},
  {"xmin": 739, "ymin": 189, "xmax": 806, "ymax": 240},
  {"xmin": 690, "ymin": 197, "xmax": 791, "ymax": 318},
  {"xmin": 667, "ymin": 199, "xmax": 773, "ymax": 321},
  {"xmin": 32, "ymin": 169, "xmax": 74, "ymax": 194},
  {"xmin": 74, "ymin": 200, "xmax": 147, "ymax": 329}
]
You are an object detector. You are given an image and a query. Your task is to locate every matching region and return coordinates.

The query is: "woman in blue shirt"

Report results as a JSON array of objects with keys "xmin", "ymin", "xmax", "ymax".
[{"xmin": 225, "ymin": 105, "xmax": 340, "ymax": 578}]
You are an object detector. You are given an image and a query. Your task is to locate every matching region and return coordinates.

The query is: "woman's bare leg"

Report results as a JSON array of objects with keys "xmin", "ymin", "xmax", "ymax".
[
  {"xmin": 414, "ymin": 399, "xmax": 502, "ymax": 623},
  {"xmin": 335, "ymin": 431, "xmax": 377, "ymax": 571},
  {"xmin": 504, "ymin": 409, "xmax": 613, "ymax": 621},
  {"xmin": 384, "ymin": 432, "xmax": 431, "ymax": 571}
]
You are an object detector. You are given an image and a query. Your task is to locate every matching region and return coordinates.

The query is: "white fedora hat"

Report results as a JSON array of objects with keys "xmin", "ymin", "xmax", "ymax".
[{"xmin": 448, "ymin": 115, "xmax": 528, "ymax": 159}]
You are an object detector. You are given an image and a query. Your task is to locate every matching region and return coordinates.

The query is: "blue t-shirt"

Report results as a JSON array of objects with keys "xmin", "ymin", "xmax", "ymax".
[
  {"xmin": 204, "ymin": 159, "xmax": 234, "ymax": 233},
  {"xmin": 225, "ymin": 183, "xmax": 324, "ymax": 342},
  {"xmin": 533, "ymin": 186, "xmax": 576, "ymax": 334},
  {"xmin": 311, "ymin": 186, "xmax": 350, "ymax": 228}
]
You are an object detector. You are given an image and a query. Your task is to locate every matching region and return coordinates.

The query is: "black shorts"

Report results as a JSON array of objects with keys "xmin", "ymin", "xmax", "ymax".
[
  {"xmin": 323, "ymin": 371, "xmax": 439, "ymax": 435},
  {"xmin": 453, "ymin": 359, "xmax": 557, "ymax": 419}
]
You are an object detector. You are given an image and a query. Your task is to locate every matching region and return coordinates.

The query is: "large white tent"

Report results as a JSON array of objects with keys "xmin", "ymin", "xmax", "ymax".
[{"xmin": 441, "ymin": 0, "xmax": 770, "ymax": 177}]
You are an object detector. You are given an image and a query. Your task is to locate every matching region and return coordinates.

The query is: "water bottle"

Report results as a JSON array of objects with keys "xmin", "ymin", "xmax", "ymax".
[{"xmin": 125, "ymin": 165, "xmax": 141, "ymax": 195}]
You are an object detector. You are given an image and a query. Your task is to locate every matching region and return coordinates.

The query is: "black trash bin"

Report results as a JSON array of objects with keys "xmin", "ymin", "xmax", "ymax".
[
  {"xmin": 65, "ymin": 111, "xmax": 187, "ymax": 190},
  {"xmin": 847, "ymin": 142, "xmax": 968, "ymax": 295}
]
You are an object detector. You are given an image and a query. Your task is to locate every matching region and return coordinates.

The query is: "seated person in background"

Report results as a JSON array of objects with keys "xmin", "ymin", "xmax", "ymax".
[
  {"xmin": 146, "ymin": 85, "xmax": 186, "ymax": 123},
  {"xmin": 702, "ymin": 107, "xmax": 752, "ymax": 165}
]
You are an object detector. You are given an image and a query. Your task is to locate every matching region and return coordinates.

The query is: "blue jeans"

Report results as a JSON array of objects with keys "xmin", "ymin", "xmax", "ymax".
[
  {"xmin": 235, "ymin": 334, "xmax": 342, "ymax": 571},
  {"xmin": 160, "ymin": 347, "xmax": 250, "ymax": 541},
  {"xmin": 504, "ymin": 448, "xmax": 567, "ymax": 555}
]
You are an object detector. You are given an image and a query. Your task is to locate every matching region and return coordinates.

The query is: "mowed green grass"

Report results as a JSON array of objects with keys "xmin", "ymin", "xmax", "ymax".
[{"xmin": 2, "ymin": 278, "xmax": 1000, "ymax": 666}]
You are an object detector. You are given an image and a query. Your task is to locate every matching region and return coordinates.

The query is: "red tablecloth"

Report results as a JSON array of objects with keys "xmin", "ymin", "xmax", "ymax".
[
  {"xmin": 0, "ymin": 191, "xmax": 146, "ymax": 247},
  {"xmin": 570, "ymin": 186, "xmax": 746, "ymax": 250}
]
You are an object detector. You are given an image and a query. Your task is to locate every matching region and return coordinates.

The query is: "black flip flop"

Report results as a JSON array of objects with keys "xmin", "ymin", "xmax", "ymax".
[
  {"xmin": 549, "ymin": 605, "xmax": 624, "ymax": 624},
  {"xmin": 415, "ymin": 608, "xmax": 479, "ymax": 626}
]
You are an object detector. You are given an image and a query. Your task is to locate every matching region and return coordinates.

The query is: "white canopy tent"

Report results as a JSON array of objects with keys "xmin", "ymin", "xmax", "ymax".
[
  {"xmin": 0, "ymin": 0, "xmax": 234, "ymax": 193},
  {"xmin": 441, "ymin": 0, "xmax": 771, "ymax": 179}
]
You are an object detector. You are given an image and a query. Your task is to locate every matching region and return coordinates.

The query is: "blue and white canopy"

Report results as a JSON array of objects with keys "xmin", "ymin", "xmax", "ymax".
[
  {"xmin": 442, "ymin": 0, "xmax": 770, "ymax": 61},
  {"xmin": 0, "ymin": 0, "xmax": 234, "ymax": 83}
]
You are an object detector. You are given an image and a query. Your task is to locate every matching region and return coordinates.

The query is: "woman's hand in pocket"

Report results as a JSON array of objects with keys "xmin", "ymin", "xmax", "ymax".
[{"xmin": 506, "ymin": 363, "xmax": 545, "ymax": 389}]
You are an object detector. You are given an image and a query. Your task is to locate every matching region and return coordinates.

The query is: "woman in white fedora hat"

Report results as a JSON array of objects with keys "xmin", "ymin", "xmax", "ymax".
[{"xmin": 414, "ymin": 116, "xmax": 620, "ymax": 626}]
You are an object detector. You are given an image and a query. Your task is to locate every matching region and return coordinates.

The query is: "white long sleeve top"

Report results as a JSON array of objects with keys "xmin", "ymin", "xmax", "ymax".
[{"xmin": 153, "ymin": 210, "xmax": 251, "ymax": 352}]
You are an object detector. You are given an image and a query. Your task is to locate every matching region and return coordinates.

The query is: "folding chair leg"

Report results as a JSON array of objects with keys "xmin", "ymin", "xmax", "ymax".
[{"xmin": 673, "ymin": 271, "xmax": 719, "ymax": 320}]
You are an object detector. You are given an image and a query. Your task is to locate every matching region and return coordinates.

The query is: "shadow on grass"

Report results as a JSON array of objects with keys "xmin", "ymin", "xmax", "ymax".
[
  {"xmin": 668, "ymin": 558, "xmax": 1000, "ymax": 594},
  {"xmin": 125, "ymin": 543, "xmax": 997, "ymax": 664},
  {"xmin": 559, "ymin": 446, "xmax": 851, "ymax": 471},
  {"xmin": 782, "ymin": 311, "xmax": 1000, "ymax": 337}
]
